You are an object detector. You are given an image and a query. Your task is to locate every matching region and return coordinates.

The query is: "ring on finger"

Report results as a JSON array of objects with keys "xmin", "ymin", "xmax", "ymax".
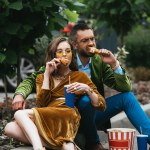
[{"xmin": 74, "ymin": 87, "xmax": 77, "ymax": 90}]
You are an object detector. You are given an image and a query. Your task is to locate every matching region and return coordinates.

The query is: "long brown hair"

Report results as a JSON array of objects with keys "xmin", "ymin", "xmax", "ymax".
[{"xmin": 45, "ymin": 37, "xmax": 78, "ymax": 71}]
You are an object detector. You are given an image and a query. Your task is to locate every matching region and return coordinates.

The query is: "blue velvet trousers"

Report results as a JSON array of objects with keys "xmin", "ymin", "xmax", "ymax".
[{"xmin": 77, "ymin": 92, "xmax": 150, "ymax": 144}]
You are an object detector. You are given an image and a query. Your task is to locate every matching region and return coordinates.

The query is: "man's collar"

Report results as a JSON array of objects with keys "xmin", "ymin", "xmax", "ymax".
[{"xmin": 76, "ymin": 53, "xmax": 91, "ymax": 67}]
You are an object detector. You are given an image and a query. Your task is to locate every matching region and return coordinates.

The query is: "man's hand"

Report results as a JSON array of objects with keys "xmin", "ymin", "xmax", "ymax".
[
  {"xmin": 99, "ymin": 49, "xmax": 118, "ymax": 68},
  {"xmin": 12, "ymin": 94, "xmax": 26, "ymax": 110}
]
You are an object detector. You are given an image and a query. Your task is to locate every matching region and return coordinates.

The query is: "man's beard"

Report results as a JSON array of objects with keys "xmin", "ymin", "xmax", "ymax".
[{"xmin": 78, "ymin": 48, "xmax": 95, "ymax": 57}]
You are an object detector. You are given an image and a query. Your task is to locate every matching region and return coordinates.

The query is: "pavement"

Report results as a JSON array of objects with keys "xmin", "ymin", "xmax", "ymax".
[
  {"xmin": 1, "ymin": 93, "xmax": 150, "ymax": 150},
  {"xmin": 0, "ymin": 93, "xmax": 36, "ymax": 102}
]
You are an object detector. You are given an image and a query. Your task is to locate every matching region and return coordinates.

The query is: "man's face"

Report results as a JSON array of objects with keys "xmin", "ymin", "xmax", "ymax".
[{"xmin": 74, "ymin": 29, "xmax": 96, "ymax": 57}]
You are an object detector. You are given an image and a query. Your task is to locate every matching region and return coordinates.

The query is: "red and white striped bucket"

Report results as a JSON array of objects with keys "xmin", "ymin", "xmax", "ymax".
[{"xmin": 107, "ymin": 128, "xmax": 136, "ymax": 150}]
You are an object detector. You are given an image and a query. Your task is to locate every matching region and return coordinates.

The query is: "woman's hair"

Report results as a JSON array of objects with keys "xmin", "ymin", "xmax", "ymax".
[{"xmin": 45, "ymin": 37, "xmax": 78, "ymax": 71}]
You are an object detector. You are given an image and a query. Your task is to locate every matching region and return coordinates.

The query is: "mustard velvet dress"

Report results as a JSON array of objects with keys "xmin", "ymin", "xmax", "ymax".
[{"xmin": 32, "ymin": 71, "xmax": 106, "ymax": 149}]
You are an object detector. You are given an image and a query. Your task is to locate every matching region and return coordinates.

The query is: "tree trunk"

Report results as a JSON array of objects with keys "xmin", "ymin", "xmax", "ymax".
[
  {"xmin": 3, "ymin": 75, "xmax": 8, "ymax": 107},
  {"xmin": 17, "ymin": 55, "xmax": 21, "ymax": 86},
  {"xmin": 119, "ymin": 27, "xmax": 124, "ymax": 47}
]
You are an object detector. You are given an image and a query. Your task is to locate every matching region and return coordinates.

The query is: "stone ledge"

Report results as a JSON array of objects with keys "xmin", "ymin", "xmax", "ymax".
[
  {"xmin": 6, "ymin": 103, "xmax": 150, "ymax": 150},
  {"xmin": 11, "ymin": 146, "xmax": 33, "ymax": 150}
]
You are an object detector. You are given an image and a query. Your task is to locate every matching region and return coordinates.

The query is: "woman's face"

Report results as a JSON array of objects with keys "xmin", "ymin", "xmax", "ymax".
[{"xmin": 56, "ymin": 41, "xmax": 72, "ymax": 65}]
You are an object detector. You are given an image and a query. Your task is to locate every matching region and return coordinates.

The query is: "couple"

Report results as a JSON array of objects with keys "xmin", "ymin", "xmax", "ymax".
[
  {"xmin": 5, "ymin": 23, "xmax": 150, "ymax": 150},
  {"xmin": 4, "ymin": 36, "xmax": 106, "ymax": 150}
]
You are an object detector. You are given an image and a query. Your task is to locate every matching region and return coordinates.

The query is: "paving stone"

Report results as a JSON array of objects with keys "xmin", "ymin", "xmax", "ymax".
[
  {"xmin": 11, "ymin": 146, "xmax": 33, "ymax": 150},
  {"xmin": 1, "ymin": 93, "xmax": 150, "ymax": 150}
]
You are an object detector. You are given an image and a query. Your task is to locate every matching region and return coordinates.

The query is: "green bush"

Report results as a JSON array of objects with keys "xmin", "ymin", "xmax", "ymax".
[{"xmin": 125, "ymin": 27, "xmax": 150, "ymax": 68}]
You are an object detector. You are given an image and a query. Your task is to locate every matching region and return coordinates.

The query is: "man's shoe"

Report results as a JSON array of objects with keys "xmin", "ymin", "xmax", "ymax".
[{"xmin": 86, "ymin": 142, "xmax": 108, "ymax": 150}]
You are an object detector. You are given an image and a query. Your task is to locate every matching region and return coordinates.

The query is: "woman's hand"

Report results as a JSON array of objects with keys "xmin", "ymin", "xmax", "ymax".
[
  {"xmin": 66, "ymin": 82, "xmax": 105, "ymax": 110},
  {"xmin": 66, "ymin": 82, "xmax": 90, "ymax": 93},
  {"xmin": 45, "ymin": 58, "xmax": 61, "ymax": 75},
  {"xmin": 42, "ymin": 58, "xmax": 61, "ymax": 90}
]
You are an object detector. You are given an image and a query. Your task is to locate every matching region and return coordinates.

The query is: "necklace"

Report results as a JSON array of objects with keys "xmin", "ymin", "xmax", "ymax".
[
  {"xmin": 54, "ymin": 71, "xmax": 71, "ymax": 80},
  {"xmin": 54, "ymin": 75, "xmax": 66, "ymax": 80}
]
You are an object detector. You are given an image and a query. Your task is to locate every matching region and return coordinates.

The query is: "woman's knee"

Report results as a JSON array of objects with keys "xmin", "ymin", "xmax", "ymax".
[
  {"xmin": 4, "ymin": 121, "xmax": 28, "ymax": 142},
  {"xmin": 4, "ymin": 122, "xmax": 15, "ymax": 136},
  {"xmin": 14, "ymin": 109, "xmax": 32, "ymax": 119},
  {"xmin": 14, "ymin": 110, "xmax": 24, "ymax": 120}
]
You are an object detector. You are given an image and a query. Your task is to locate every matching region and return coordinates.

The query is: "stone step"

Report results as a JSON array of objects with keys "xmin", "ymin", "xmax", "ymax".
[
  {"xmin": 8, "ymin": 103, "xmax": 150, "ymax": 150},
  {"xmin": 11, "ymin": 146, "xmax": 33, "ymax": 150}
]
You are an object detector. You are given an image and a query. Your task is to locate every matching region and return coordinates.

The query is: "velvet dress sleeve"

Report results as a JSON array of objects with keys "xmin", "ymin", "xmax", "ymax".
[
  {"xmin": 36, "ymin": 74, "xmax": 52, "ymax": 107},
  {"xmin": 81, "ymin": 72, "xmax": 106, "ymax": 111},
  {"xmin": 71, "ymin": 71, "xmax": 106, "ymax": 111}
]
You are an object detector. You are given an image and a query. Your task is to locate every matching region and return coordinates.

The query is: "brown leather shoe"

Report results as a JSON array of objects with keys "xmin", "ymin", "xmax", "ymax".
[{"xmin": 86, "ymin": 142, "xmax": 108, "ymax": 150}]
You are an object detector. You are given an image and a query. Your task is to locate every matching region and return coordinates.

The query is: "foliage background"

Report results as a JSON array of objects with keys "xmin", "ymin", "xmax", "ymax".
[
  {"xmin": 0, "ymin": 0, "xmax": 83, "ymax": 91},
  {"xmin": 0, "ymin": 0, "xmax": 150, "ymax": 90}
]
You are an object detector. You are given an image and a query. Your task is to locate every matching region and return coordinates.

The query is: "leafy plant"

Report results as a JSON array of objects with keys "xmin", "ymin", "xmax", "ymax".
[
  {"xmin": 125, "ymin": 26, "xmax": 150, "ymax": 68},
  {"xmin": 0, "ymin": 0, "xmax": 84, "ymax": 95},
  {"xmin": 33, "ymin": 35, "xmax": 49, "ymax": 67},
  {"xmin": 81, "ymin": 0, "xmax": 150, "ymax": 47},
  {"xmin": 115, "ymin": 45, "xmax": 129, "ymax": 66}
]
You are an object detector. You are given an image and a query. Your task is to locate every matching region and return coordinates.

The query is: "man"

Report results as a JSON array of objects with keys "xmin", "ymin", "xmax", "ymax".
[{"xmin": 12, "ymin": 23, "xmax": 150, "ymax": 150}]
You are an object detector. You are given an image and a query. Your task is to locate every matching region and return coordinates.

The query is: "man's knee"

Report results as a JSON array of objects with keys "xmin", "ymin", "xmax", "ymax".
[
  {"xmin": 78, "ymin": 95, "xmax": 91, "ymax": 110},
  {"xmin": 117, "ymin": 92, "xmax": 137, "ymax": 108},
  {"xmin": 121, "ymin": 92, "xmax": 136, "ymax": 102},
  {"xmin": 122, "ymin": 91, "xmax": 134, "ymax": 97}
]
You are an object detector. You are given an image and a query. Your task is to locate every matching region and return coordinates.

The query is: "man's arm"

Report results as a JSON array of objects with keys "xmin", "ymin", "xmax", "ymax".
[
  {"xmin": 98, "ymin": 49, "xmax": 132, "ymax": 92},
  {"xmin": 12, "ymin": 66, "xmax": 45, "ymax": 110},
  {"xmin": 102, "ymin": 59, "xmax": 132, "ymax": 92}
]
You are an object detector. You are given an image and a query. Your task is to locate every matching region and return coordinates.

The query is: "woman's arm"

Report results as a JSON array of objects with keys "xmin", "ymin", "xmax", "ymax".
[
  {"xmin": 66, "ymin": 75, "xmax": 106, "ymax": 111},
  {"xmin": 36, "ymin": 74, "xmax": 51, "ymax": 107},
  {"xmin": 84, "ymin": 85, "xmax": 106, "ymax": 111},
  {"xmin": 36, "ymin": 60, "xmax": 60, "ymax": 107}
]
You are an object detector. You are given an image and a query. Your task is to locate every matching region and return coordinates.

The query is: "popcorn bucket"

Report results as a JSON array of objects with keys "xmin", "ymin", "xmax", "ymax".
[{"xmin": 107, "ymin": 128, "xmax": 136, "ymax": 150}]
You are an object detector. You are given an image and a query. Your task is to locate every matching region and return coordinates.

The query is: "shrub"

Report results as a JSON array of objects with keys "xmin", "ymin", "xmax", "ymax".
[
  {"xmin": 127, "ymin": 67, "xmax": 150, "ymax": 81},
  {"xmin": 125, "ymin": 27, "xmax": 150, "ymax": 68}
]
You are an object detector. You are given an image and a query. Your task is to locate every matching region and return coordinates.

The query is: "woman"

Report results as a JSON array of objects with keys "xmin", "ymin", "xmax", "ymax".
[{"xmin": 4, "ymin": 37, "xmax": 106, "ymax": 150}]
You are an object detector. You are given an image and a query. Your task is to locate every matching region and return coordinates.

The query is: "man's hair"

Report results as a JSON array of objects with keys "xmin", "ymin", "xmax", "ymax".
[{"xmin": 69, "ymin": 23, "xmax": 92, "ymax": 42}]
